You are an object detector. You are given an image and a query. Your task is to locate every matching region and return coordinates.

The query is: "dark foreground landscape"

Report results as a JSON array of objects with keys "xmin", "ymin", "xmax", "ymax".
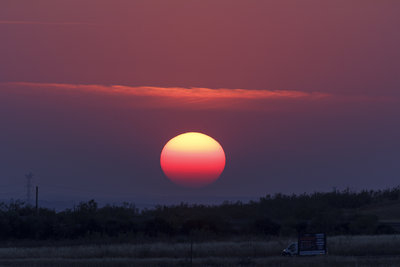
[
  {"xmin": 1, "ymin": 236, "xmax": 400, "ymax": 266},
  {"xmin": 2, "ymin": 187, "xmax": 400, "ymax": 266}
]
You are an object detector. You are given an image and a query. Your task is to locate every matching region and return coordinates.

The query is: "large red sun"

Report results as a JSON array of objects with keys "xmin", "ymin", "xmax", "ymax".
[{"xmin": 160, "ymin": 132, "xmax": 226, "ymax": 188}]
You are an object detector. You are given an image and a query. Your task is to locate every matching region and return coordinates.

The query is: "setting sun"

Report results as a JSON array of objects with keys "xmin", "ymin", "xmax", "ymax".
[{"xmin": 160, "ymin": 132, "xmax": 226, "ymax": 188}]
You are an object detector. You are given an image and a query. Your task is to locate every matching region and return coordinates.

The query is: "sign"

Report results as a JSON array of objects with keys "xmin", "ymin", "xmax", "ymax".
[{"xmin": 298, "ymin": 233, "xmax": 327, "ymax": 256}]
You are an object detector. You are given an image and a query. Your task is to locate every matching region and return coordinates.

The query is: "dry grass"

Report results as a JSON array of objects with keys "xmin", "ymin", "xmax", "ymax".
[
  {"xmin": 0, "ymin": 240, "xmax": 289, "ymax": 259},
  {"xmin": 1, "ymin": 256, "xmax": 400, "ymax": 267},
  {"xmin": 329, "ymin": 235, "xmax": 400, "ymax": 256},
  {"xmin": 0, "ymin": 235, "xmax": 400, "ymax": 266}
]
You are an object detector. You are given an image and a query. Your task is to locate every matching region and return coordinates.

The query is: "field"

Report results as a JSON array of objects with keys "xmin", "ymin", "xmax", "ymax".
[{"xmin": 0, "ymin": 235, "xmax": 400, "ymax": 266}]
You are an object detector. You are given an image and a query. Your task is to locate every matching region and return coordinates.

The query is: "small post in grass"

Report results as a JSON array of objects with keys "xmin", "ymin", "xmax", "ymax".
[{"xmin": 190, "ymin": 234, "xmax": 193, "ymax": 266}]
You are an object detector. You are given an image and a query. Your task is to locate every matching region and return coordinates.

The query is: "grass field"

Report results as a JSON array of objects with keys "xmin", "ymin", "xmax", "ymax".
[
  {"xmin": 0, "ymin": 235, "xmax": 400, "ymax": 266},
  {"xmin": 1, "ymin": 256, "xmax": 400, "ymax": 267}
]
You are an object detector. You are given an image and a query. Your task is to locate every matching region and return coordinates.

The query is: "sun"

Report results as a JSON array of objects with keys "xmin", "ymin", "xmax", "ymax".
[{"xmin": 160, "ymin": 132, "xmax": 226, "ymax": 188}]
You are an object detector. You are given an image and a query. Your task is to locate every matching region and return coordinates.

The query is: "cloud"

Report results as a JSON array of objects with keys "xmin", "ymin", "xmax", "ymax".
[
  {"xmin": 7, "ymin": 81, "xmax": 395, "ymax": 111},
  {"xmin": 4, "ymin": 82, "xmax": 333, "ymax": 110},
  {"xmin": 2, "ymin": 81, "xmax": 397, "ymax": 113},
  {"xmin": 7, "ymin": 82, "xmax": 329, "ymax": 99}
]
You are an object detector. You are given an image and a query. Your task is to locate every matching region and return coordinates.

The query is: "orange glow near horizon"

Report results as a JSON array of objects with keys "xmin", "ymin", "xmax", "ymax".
[{"xmin": 160, "ymin": 132, "xmax": 226, "ymax": 188}]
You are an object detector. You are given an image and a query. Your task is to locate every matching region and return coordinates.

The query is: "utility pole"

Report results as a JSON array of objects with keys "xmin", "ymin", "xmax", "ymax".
[
  {"xmin": 35, "ymin": 186, "xmax": 39, "ymax": 215},
  {"xmin": 25, "ymin": 172, "xmax": 34, "ymax": 205}
]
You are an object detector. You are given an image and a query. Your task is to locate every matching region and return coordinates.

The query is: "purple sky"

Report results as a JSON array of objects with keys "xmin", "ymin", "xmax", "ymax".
[{"xmin": 1, "ymin": 0, "xmax": 400, "ymax": 206}]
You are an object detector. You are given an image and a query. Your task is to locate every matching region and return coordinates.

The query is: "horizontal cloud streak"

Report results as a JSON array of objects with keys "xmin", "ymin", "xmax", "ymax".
[
  {"xmin": 5, "ymin": 82, "xmax": 391, "ymax": 111},
  {"xmin": 7, "ymin": 82, "xmax": 330, "ymax": 100}
]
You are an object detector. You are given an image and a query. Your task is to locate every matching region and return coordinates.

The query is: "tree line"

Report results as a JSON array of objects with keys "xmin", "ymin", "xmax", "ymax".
[{"xmin": 0, "ymin": 187, "xmax": 399, "ymax": 242}]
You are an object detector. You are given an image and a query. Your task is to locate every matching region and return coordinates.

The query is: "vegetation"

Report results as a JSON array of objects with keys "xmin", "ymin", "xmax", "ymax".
[
  {"xmin": 2, "ymin": 256, "xmax": 400, "ymax": 267},
  {"xmin": 0, "ymin": 236, "xmax": 400, "ymax": 266},
  {"xmin": 1, "ymin": 186, "xmax": 400, "ymax": 243}
]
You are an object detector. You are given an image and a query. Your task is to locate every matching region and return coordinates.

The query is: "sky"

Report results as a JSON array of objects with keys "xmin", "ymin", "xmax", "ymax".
[{"xmin": 1, "ymin": 0, "xmax": 400, "ymax": 207}]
